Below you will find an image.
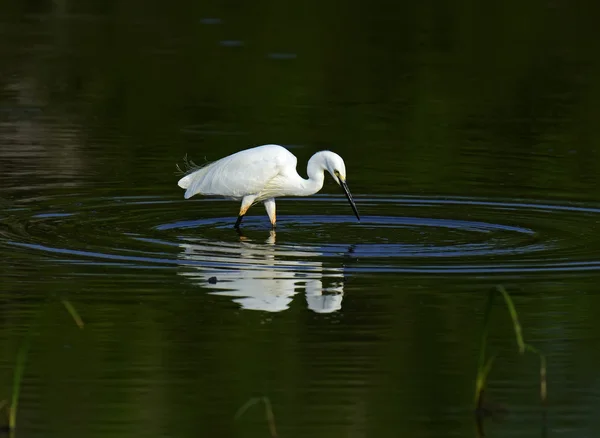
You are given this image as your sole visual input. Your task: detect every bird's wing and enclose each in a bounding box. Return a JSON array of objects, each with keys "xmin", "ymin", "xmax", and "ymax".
[{"xmin": 178, "ymin": 145, "xmax": 294, "ymax": 199}]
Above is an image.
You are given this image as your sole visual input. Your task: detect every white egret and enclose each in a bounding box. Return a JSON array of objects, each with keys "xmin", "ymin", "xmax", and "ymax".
[{"xmin": 177, "ymin": 144, "xmax": 360, "ymax": 229}]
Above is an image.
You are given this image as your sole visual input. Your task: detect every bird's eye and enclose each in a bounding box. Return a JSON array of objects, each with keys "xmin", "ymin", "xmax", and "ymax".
[{"xmin": 334, "ymin": 170, "xmax": 340, "ymax": 176}]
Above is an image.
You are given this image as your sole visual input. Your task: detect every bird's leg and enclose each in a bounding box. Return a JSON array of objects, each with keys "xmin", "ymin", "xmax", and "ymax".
[
  {"xmin": 264, "ymin": 198, "xmax": 276, "ymax": 228},
  {"xmin": 234, "ymin": 195, "xmax": 257, "ymax": 229},
  {"xmin": 235, "ymin": 226, "xmax": 248, "ymax": 240},
  {"xmin": 234, "ymin": 215, "xmax": 244, "ymax": 229}
]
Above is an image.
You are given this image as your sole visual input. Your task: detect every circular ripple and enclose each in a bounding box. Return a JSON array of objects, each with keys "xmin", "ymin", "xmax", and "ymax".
[{"xmin": 1, "ymin": 194, "xmax": 600, "ymax": 275}]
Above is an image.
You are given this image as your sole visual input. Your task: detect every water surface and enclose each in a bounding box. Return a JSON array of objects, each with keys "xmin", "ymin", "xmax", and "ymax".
[{"xmin": 2, "ymin": 1, "xmax": 600, "ymax": 437}]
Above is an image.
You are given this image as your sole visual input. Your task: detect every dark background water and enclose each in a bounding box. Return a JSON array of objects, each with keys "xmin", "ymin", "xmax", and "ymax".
[{"xmin": 2, "ymin": 0, "xmax": 600, "ymax": 437}]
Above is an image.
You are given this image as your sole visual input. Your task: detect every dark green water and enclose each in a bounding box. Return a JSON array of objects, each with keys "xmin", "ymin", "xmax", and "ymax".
[{"xmin": 2, "ymin": 1, "xmax": 600, "ymax": 437}]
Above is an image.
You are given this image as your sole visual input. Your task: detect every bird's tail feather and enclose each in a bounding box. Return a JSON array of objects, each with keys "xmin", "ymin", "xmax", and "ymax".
[
  {"xmin": 175, "ymin": 154, "xmax": 207, "ymax": 176},
  {"xmin": 176, "ymin": 154, "xmax": 213, "ymax": 192}
]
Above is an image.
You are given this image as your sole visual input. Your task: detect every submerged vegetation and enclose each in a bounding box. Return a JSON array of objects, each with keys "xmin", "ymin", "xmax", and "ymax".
[
  {"xmin": 475, "ymin": 286, "xmax": 547, "ymax": 432},
  {"xmin": 1, "ymin": 299, "xmax": 84, "ymax": 435},
  {"xmin": 235, "ymin": 396, "xmax": 278, "ymax": 438}
]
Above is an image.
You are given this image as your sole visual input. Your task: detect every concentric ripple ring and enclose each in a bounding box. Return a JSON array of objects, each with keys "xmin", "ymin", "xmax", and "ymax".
[{"xmin": 1, "ymin": 194, "xmax": 599, "ymax": 275}]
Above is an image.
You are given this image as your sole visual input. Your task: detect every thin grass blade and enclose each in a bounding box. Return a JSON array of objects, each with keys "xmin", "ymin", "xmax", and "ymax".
[
  {"xmin": 526, "ymin": 344, "xmax": 548, "ymax": 403},
  {"xmin": 497, "ymin": 285, "xmax": 525, "ymax": 353},
  {"xmin": 234, "ymin": 397, "xmax": 262, "ymax": 420},
  {"xmin": 9, "ymin": 326, "xmax": 34, "ymax": 430},
  {"xmin": 234, "ymin": 396, "xmax": 278, "ymax": 438},
  {"xmin": 261, "ymin": 397, "xmax": 277, "ymax": 438},
  {"xmin": 62, "ymin": 299, "xmax": 84, "ymax": 329}
]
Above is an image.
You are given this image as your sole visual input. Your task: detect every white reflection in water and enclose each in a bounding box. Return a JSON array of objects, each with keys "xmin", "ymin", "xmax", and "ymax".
[{"xmin": 177, "ymin": 231, "xmax": 345, "ymax": 313}]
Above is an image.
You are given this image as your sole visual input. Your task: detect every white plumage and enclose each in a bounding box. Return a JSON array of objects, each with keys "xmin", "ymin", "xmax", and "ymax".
[
  {"xmin": 179, "ymin": 145, "xmax": 292, "ymax": 200},
  {"xmin": 177, "ymin": 144, "xmax": 360, "ymax": 229}
]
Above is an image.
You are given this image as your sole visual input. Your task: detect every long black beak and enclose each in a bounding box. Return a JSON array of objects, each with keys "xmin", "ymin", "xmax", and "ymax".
[{"xmin": 340, "ymin": 179, "xmax": 360, "ymax": 221}]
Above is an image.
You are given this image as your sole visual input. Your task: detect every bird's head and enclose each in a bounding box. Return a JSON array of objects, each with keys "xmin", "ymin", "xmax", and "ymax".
[
  {"xmin": 322, "ymin": 151, "xmax": 347, "ymax": 186},
  {"xmin": 321, "ymin": 151, "xmax": 360, "ymax": 221}
]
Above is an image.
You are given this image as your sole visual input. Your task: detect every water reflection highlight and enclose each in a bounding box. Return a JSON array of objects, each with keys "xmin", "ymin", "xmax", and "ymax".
[{"xmin": 177, "ymin": 231, "xmax": 345, "ymax": 313}]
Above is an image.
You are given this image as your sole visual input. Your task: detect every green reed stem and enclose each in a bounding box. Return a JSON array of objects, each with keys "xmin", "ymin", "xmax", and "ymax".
[
  {"xmin": 62, "ymin": 299, "xmax": 85, "ymax": 329},
  {"xmin": 7, "ymin": 299, "xmax": 84, "ymax": 432},
  {"xmin": 475, "ymin": 286, "xmax": 548, "ymax": 409},
  {"xmin": 235, "ymin": 396, "xmax": 278, "ymax": 438},
  {"xmin": 9, "ymin": 324, "xmax": 34, "ymax": 430},
  {"xmin": 496, "ymin": 286, "xmax": 525, "ymax": 353},
  {"xmin": 525, "ymin": 344, "xmax": 548, "ymax": 403},
  {"xmin": 497, "ymin": 286, "xmax": 547, "ymax": 402}
]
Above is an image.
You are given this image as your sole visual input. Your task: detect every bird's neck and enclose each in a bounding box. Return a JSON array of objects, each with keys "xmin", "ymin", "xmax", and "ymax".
[{"xmin": 298, "ymin": 153, "xmax": 326, "ymax": 196}]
